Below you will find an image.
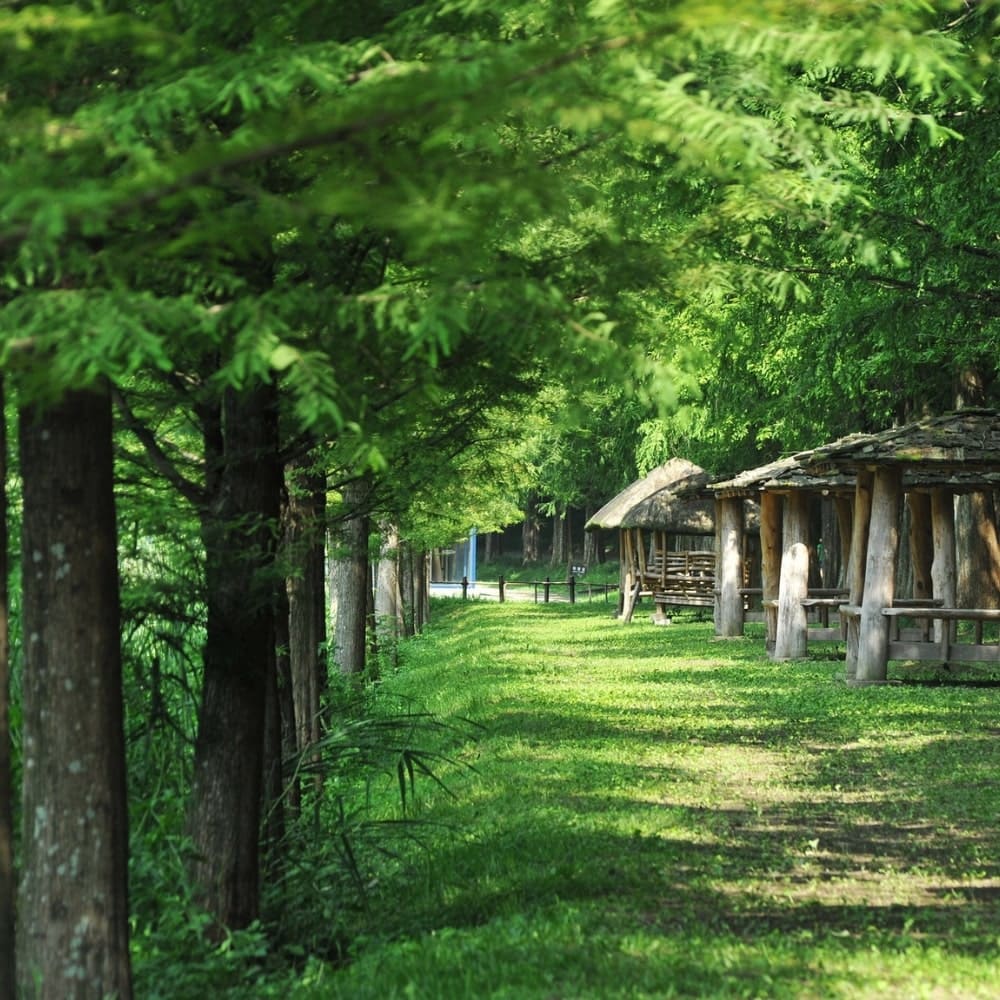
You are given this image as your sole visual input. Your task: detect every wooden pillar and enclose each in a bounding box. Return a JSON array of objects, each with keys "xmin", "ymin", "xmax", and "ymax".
[
  {"xmin": 931, "ymin": 488, "xmax": 956, "ymax": 643},
  {"xmin": 715, "ymin": 496, "xmax": 744, "ymax": 637},
  {"xmin": 844, "ymin": 470, "xmax": 873, "ymax": 682},
  {"xmin": 759, "ymin": 490, "xmax": 782, "ymax": 649},
  {"xmin": 773, "ymin": 492, "xmax": 810, "ymax": 660},
  {"xmin": 854, "ymin": 466, "xmax": 902, "ymax": 685},
  {"xmin": 619, "ymin": 529, "xmax": 633, "ymax": 620},
  {"xmin": 834, "ymin": 495, "xmax": 853, "ymax": 589},
  {"xmin": 908, "ymin": 491, "xmax": 933, "ymax": 600}
]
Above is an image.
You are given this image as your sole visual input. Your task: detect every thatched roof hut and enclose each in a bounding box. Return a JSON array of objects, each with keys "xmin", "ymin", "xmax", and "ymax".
[{"xmin": 585, "ymin": 458, "xmax": 712, "ymax": 533}]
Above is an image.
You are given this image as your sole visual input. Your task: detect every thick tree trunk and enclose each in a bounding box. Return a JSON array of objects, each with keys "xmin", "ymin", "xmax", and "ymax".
[
  {"xmin": 17, "ymin": 389, "xmax": 132, "ymax": 999},
  {"xmin": 331, "ymin": 477, "xmax": 371, "ymax": 676},
  {"xmin": 187, "ymin": 384, "xmax": 282, "ymax": 932},
  {"xmin": 0, "ymin": 378, "xmax": 14, "ymax": 1000}
]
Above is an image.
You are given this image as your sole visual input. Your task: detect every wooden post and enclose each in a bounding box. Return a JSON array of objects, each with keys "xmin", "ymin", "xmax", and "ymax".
[
  {"xmin": 908, "ymin": 491, "xmax": 933, "ymax": 600},
  {"xmin": 834, "ymin": 495, "xmax": 853, "ymax": 589},
  {"xmin": 568, "ymin": 574, "xmax": 576, "ymax": 604},
  {"xmin": 854, "ymin": 466, "xmax": 902, "ymax": 685},
  {"xmin": 844, "ymin": 471, "xmax": 873, "ymax": 682},
  {"xmin": 759, "ymin": 490, "xmax": 782, "ymax": 650},
  {"xmin": 543, "ymin": 577, "xmax": 551, "ymax": 603},
  {"xmin": 773, "ymin": 492, "xmax": 810, "ymax": 660},
  {"xmin": 499, "ymin": 575, "xmax": 506, "ymax": 603},
  {"xmin": 931, "ymin": 488, "xmax": 956, "ymax": 643},
  {"xmin": 715, "ymin": 496, "xmax": 744, "ymax": 637}
]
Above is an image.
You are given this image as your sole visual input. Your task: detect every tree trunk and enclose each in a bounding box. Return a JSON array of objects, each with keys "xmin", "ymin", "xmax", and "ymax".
[
  {"xmin": 521, "ymin": 496, "xmax": 540, "ymax": 565},
  {"xmin": 331, "ymin": 477, "xmax": 371, "ymax": 676},
  {"xmin": 956, "ymin": 491, "xmax": 1000, "ymax": 608},
  {"xmin": 17, "ymin": 388, "xmax": 133, "ymax": 999},
  {"xmin": 273, "ymin": 573, "xmax": 300, "ymax": 817},
  {"xmin": 375, "ymin": 522, "xmax": 404, "ymax": 666},
  {"xmin": 0, "ymin": 377, "xmax": 14, "ymax": 1000},
  {"xmin": 187, "ymin": 384, "xmax": 282, "ymax": 932},
  {"xmin": 583, "ymin": 508, "xmax": 600, "ymax": 567},
  {"xmin": 285, "ymin": 461, "xmax": 326, "ymax": 757}
]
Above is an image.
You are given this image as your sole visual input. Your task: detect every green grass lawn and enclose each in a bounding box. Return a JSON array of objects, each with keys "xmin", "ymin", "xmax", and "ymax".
[{"xmin": 285, "ymin": 601, "xmax": 1000, "ymax": 999}]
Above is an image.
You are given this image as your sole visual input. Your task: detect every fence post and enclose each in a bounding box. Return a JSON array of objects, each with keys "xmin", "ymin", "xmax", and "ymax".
[
  {"xmin": 499, "ymin": 575, "xmax": 506, "ymax": 603},
  {"xmin": 568, "ymin": 574, "xmax": 576, "ymax": 604},
  {"xmin": 543, "ymin": 577, "xmax": 551, "ymax": 603},
  {"xmin": 461, "ymin": 575, "xmax": 468, "ymax": 599}
]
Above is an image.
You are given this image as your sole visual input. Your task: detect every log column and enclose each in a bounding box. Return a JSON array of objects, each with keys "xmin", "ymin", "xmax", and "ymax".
[
  {"xmin": 773, "ymin": 492, "xmax": 810, "ymax": 660},
  {"xmin": 844, "ymin": 471, "xmax": 873, "ymax": 683},
  {"xmin": 715, "ymin": 496, "xmax": 744, "ymax": 637},
  {"xmin": 931, "ymin": 488, "xmax": 956, "ymax": 643},
  {"xmin": 759, "ymin": 490, "xmax": 782, "ymax": 650},
  {"xmin": 908, "ymin": 491, "xmax": 934, "ymax": 601},
  {"xmin": 854, "ymin": 466, "xmax": 903, "ymax": 685}
]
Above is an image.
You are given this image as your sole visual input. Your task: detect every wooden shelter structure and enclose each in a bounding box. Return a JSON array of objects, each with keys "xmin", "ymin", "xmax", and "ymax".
[
  {"xmin": 586, "ymin": 459, "xmax": 715, "ymax": 623},
  {"xmin": 798, "ymin": 408, "xmax": 1000, "ymax": 684},
  {"xmin": 709, "ymin": 453, "xmax": 856, "ymax": 646}
]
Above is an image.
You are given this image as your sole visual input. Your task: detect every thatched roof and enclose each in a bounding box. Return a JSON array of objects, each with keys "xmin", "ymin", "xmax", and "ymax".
[
  {"xmin": 803, "ymin": 409, "xmax": 1000, "ymax": 474},
  {"xmin": 622, "ymin": 484, "xmax": 715, "ymax": 533},
  {"xmin": 586, "ymin": 458, "xmax": 712, "ymax": 532}
]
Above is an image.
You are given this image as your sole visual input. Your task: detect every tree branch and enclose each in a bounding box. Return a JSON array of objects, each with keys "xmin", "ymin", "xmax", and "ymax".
[{"xmin": 111, "ymin": 385, "xmax": 206, "ymax": 507}]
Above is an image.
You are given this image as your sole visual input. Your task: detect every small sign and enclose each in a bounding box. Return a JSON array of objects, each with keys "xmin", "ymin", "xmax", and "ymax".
[{"xmin": 571, "ymin": 565, "xmax": 587, "ymax": 576}]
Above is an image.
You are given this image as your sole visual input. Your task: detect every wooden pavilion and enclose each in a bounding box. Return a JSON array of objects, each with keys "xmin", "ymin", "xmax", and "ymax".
[
  {"xmin": 798, "ymin": 408, "xmax": 1000, "ymax": 684},
  {"xmin": 709, "ymin": 453, "xmax": 856, "ymax": 647},
  {"xmin": 585, "ymin": 459, "xmax": 715, "ymax": 623}
]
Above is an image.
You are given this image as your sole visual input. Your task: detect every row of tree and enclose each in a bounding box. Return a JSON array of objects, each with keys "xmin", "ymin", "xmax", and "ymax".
[{"xmin": 2, "ymin": 1, "xmax": 998, "ymax": 996}]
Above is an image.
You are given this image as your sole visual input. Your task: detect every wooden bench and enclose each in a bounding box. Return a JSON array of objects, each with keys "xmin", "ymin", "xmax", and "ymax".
[
  {"xmin": 882, "ymin": 607, "xmax": 1000, "ymax": 664},
  {"xmin": 761, "ymin": 589, "xmax": 850, "ymax": 641},
  {"xmin": 623, "ymin": 551, "xmax": 716, "ymax": 623}
]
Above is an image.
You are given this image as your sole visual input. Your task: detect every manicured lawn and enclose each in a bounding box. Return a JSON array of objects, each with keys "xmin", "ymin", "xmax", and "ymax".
[{"xmin": 297, "ymin": 600, "xmax": 1000, "ymax": 999}]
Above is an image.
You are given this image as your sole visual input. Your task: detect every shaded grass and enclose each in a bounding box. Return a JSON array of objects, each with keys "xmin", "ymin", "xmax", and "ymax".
[{"xmin": 293, "ymin": 601, "xmax": 1000, "ymax": 999}]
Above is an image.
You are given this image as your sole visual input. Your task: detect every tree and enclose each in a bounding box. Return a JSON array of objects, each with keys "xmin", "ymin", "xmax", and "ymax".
[
  {"xmin": 17, "ymin": 388, "xmax": 132, "ymax": 999},
  {"xmin": 0, "ymin": 378, "xmax": 13, "ymax": 1000}
]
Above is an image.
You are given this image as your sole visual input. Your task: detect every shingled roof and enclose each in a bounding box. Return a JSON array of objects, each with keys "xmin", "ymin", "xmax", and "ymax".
[
  {"xmin": 708, "ymin": 452, "xmax": 856, "ymax": 498},
  {"xmin": 802, "ymin": 408, "xmax": 1000, "ymax": 478},
  {"xmin": 585, "ymin": 458, "xmax": 713, "ymax": 532}
]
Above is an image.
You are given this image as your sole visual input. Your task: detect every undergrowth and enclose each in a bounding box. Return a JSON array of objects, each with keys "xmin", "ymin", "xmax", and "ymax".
[{"xmin": 133, "ymin": 600, "xmax": 1000, "ymax": 999}]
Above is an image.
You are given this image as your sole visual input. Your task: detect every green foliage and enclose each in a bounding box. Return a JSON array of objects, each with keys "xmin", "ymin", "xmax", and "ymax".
[{"xmin": 284, "ymin": 601, "xmax": 1000, "ymax": 999}]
